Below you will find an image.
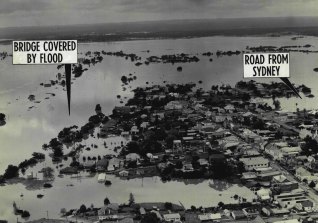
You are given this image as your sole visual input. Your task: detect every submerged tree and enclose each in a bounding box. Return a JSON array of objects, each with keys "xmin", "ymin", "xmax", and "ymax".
[
  {"xmin": 21, "ymin": 210, "xmax": 30, "ymax": 218},
  {"xmin": 0, "ymin": 113, "xmax": 5, "ymax": 121},
  {"xmin": 79, "ymin": 204, "xmax": 87, "ymax": 213},
  {"xmin": 0, "ymin": 113, "xmax": 6, "ymax": 126},
  {"xmin": 104, "ymin": 197, "xmax": 110, "ymax": 206},
  {"xmin": 3, "ymin": 165, "xmax": 19, "ymax": 179},
  {"xmin": 273, "ymin": 100, "xmax": 281, "ymax": 110},
  {"xmin": 129, "ymin": 193, "xmax": 135, "ymax": 205}
]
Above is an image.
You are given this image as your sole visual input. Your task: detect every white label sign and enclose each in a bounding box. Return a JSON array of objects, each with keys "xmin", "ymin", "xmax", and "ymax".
[
  {"xmin": 12, "ymin": 40, "xmax": 77, "ymax": 64},
  {"xmin": 243, "ymin": 53, "xmax": 289, "ymax": 78}
]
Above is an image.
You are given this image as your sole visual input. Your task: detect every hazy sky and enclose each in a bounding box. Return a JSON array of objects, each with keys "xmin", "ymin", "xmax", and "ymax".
[{"xmin": 0, "ymin": 0, "xmax": 317, "ymax": 27}]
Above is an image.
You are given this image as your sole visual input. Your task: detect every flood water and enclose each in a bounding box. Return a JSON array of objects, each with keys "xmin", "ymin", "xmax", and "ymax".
[{"xmin": 1, "ymin": 35, "xmax": 318, "ymax": 221}]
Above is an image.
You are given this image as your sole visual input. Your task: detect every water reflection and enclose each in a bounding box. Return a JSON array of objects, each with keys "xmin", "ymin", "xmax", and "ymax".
[{"xmin": 208, "ymin": 179, "xmax": 232, "ymax": 191}]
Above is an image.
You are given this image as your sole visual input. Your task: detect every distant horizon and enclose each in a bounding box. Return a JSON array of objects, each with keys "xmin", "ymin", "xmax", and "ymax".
[
  {"xmin": 1, "ymin": 0, "xmax": 318, "ymax": 28},
  {"xmin": 1, "ymin": 16, "xmax": 318, "ymax": 30}
]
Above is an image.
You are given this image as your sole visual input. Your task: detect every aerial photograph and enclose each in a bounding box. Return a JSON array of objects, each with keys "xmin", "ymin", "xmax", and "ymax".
[{"xmin": 1, "ymin": 0, "xmax": 318, "ymax": 223}]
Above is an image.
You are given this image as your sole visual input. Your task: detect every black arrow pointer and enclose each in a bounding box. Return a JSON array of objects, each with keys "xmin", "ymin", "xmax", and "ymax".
[
  {"xmin": 280, "ymin": 77, "xmax": 301, "ymax": 99},
  {"xmin": 65, "ymin": 64, "xmax": 72, "ymax": 115}
]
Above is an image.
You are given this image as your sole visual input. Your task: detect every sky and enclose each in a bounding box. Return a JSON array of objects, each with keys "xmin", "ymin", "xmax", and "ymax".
[{"xmin": 0, "ymin": 0, "xmax": 317, "ymax": 28}]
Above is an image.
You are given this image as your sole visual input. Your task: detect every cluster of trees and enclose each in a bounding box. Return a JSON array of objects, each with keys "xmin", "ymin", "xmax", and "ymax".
[
  {"xmin": 88, "ymin": 113, "xmax": 108, "ymax": 125},
  {"xmin": 145, "ymin": 53, "xmax": 199, "ymax": 65},
  {"xmin": 21, "ymin": 210, "xmax": 30, "ymax": 218},
  {"xmin": 72, "ymin": 64, "xmax": 86, "ymax": 78},
  {"xmin": 80, "ymin": 122, "xmax": 95, "ymax": 135},
  {"xmin": 82, "ymin": 54, "xmax": 103, "ymax": 66},
  {"xmin": 15, "ymin": 209, "xmax": 30, "ymax": 218},
  {"xmin": 18, "ymin": 158, "xmax": 37, "ymax": 171},
  {"xmin": 13, "ymin": 201, "xmax": 31, "ymax": 218},
  {"xmin": 122, "ymin": 132, "xmax": 164, "ymax": 157},
  {"xmin": 3, "ymin": 165, "xmax": 19, "ymax": 179},
  {"xmin": 166, "ymin": 83, "xmax": 196, "ymax": 94},
  {"xmin": 39, "ymin": 106, "xmax": 110, "ymax": 165},
  {"xmin": 216, "ymin": 50, "xmax": 241, "ymax": 57},
  {"xmin": 78, "ymin": 204, "xmax": 87, "ymax": 213},
  {"xmin": 18, "ymin": 152, "xmax": 45, "ymax": 172},
  {"xmin": 302, "ymin": 136, "xmax": 318, "ymax": 155},
  {"xmin": 1, "ymin": 151, "xmax": 46, "ymax": 181},
  {"xmin": 127, "ymin": 84, "xmax": 195, "ymax": 109},
  {"xmin": 256, "ymin": 103, "xmax": 272, "ymax": 112},
  {"xmin": 121, "ymin": 75, "xmax": 137, "ymax": 85},
  {"xmin": 301, "ymin": 85, "xmax": 311, "ymax": 94},
  {"xmin": 101, "ymin": 50, "xmax": 140, "ymax": 62},
  {"xmin": 242, "ymin": 116, "xmax": 267, "ymax": 130},
  {"xmin": 210, "ymin": 160, "xmax": 238, "ymax": 179},
  {"xmin": 48, "ymin": 138, "xmax": 64, "ymax": 158},
  {"xmin": 236, "ymin": 80, "xmax": 257, "ymax": 90},
  {"xmin": 82, "ymin": 113, "xmax": 108, "ymax": 135},
  {"xmin": 32, "ymin": 152, "xmax": 45, "ymax": 160},
  {"xmin": 204, "ymin": 91, "xmax": 251, "ymax": 106},
  {"xmin": 58, "ymin": 126, "xmax": 79, "ymax": 143},
  {"xmin": 44, "ymin": 106, "xmax": 109, "ymax": 161}
]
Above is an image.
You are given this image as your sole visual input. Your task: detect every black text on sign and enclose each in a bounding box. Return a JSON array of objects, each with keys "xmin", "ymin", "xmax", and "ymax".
[
  {"xmin": 12, "ymin": 40, "xmax": 77, "ymax": 64},
  {"xmin": 243, "ymin": 53, "xmax": 289, "ymax": 78}
]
